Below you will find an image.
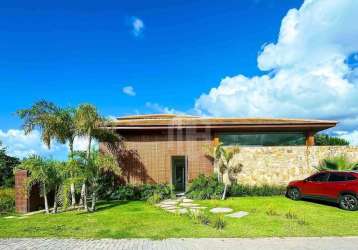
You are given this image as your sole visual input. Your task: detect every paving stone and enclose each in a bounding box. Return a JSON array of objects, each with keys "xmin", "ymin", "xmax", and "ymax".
[
  {"xmin": 209, "ymin": 207, "xmax": 233, "ymax": 214},
  {"xmin": 160, "ymin": 200, "xmax": 178, "ymax": 205},
  {"xmin": 182, "ymin": 198, "xmax": 193, "ymax": 203},
  {"xmin": 163, "ymin": 206, "xmax": 177, "ymax": 210},
  {"xmin": 1, "ymin": 237, "xmax": 358, "ymax": 250},
  {"xmin": 160, "ymin": 204, "xmax": 178, "ymax": 208},
  {"xmin": 225, "ymin": 211, "xmax": 249, "ymax": 218},
  {"xmin": 179, "ymin": 203, "xmax": 199, "ymax": 207},
  {"xmin": 177, "ymin": 208, "xmax": 188, "ymax": 214}
]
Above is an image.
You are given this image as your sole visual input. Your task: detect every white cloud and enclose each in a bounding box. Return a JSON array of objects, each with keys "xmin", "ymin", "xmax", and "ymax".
[
  {"xmin": 195, "ymin": 0, "xmax": 358, "ymax": 145},
  {"xmin": 122, "ymin": 85, "xmax": 136, "ymax": 96},
  {"xmin": 0, "ymin": 129, "xmax": 67, "ymax": 159},
  {"xmin": 131, "ymin": 17, "xmax": 144, "ymax": 37},
  {"xmin": 0, "ymin": 129, "xmax": 98, "ymax": 159},
  {"xmin": 335, "ymin": 130, "xmax": 358, "ymax": 145}
]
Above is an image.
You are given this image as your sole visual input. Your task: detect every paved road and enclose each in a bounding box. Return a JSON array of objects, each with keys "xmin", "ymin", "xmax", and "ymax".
[{"xmin": 1, "ymin": 237, "xmax": 358, "ymax": 250}]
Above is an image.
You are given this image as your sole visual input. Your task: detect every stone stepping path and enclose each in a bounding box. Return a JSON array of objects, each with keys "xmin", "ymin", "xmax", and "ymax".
[
  {"xmin": 156, "ymin": 197, "xmax": 249, "ymax": 219},
  {"xmin": 225, "ymin": 211, "xmax": 249, "ymax": 218},
  {"xmin": 157, "ymin": 197, "xmax": 206, "ymax": 214},
  {"xmin": 209, "ymin": 207, "xmax": 233, "ymax": 214}
]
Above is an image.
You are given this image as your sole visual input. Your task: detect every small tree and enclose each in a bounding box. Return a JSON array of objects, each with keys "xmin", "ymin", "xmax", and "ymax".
[
  {"xmin": 0, "ymin": 142, "xmax": 20, "ymax": 187},
  {"xmin": 71, "ymin": 150, "xmax": 121, "ymax": 211},
  {"xmin": 217, "ymin": 146, "xmax": 242, "ymax": 200},
  {"xmin": 17, "ymin": 156, "xmax": 52, "ymax": 213},
  {"xmin": 207, "ymin": 143, "xmax": 242, "ymax": 200}
]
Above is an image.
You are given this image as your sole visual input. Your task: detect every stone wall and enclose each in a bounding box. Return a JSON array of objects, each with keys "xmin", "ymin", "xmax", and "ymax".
[{"xmin": 231, "ymin": 146, "xmax": 358, "ymax": 186}]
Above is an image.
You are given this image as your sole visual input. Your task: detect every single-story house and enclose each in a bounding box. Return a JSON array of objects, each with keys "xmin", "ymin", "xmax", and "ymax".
[{"xmin": 102, "ymin": 114, "xmax": 337, "ymax": 192}]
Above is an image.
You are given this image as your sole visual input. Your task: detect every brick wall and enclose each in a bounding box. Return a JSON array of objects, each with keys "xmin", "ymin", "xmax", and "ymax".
[
  {"xmin": 15, "ymin": 170, "xmax": 29, "ymax": 213},
  {"xmin": 108, "ymin": 129, "xmax": 214, "ymax": 186}
]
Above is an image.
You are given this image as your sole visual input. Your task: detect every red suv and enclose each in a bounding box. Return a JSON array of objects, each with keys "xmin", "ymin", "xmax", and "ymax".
[{"xmin": 286, "ymin": 171, "xmax": 358, "ymax": 211}]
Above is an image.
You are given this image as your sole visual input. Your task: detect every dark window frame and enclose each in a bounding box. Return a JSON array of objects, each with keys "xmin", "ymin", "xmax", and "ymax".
[{"xmin": 218, "ymin": 132, "xmax": 306, "ymax": 146}]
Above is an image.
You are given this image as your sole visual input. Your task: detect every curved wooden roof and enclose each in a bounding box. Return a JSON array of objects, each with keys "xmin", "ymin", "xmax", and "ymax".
[{"xmin": 105, "ymin": 114, "xmax": 337, "ymax": 132}]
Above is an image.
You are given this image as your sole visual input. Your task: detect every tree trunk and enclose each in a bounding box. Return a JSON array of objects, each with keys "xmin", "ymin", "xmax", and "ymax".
[
  {"xmin": 69, "ymin": 138, "xmax": 76, "ymax": 207},
  {"xmin": 53, "ymin": 186, "xmax": 58, "ymax": 214},
  {"xmin": 80, "ymin": 183, "xmax": 86, "ymax": 206},
  {"xmin": 83, "ymin": 184, "xmax": 88, "ymax": 211},
  {"xmin": 70, "ymin": 183, "xmax": 76, "ymax": 207},
  {"xmin": 43, "ymin": 184, "xmax": 49, "ymax": 214},
  {"xmin": 91, "ymin": 191, "xmax": 96, "ymax": 211},
  {"xmin": 87, "ymin": 133, "xmax": 92, "ymax": 160},
  {"xmin": 221, "ymin": 184, "xmax": 228, "ymax": 200}
]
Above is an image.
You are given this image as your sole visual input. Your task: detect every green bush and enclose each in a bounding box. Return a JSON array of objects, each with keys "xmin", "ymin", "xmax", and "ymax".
[
  {"xmin": 110, "ymin": 184, "xmax": 173, "ymax": 201},
  {"xmin": 229, "ymin": 183, "xmax": 286, "ymax": 197},
  {"xmin": 186, "ymin": 174, "xmax": 224, "ymax": 200},
  {"xmin": 147, "ymin": 192, "xmax": 162, "ymax": 205},
  {"xmin": 317, "ymin": 155, "xmax": 358, "ymax": 171},
  {"xmin": 186, "ymin": 175, "xmax": 285, "ymax": 200},
  {"xmin": 315, "ymin": 134, "xmax": 349, "ymax": 146},
  {"xmin": 0, "ymin": 188, "xmax": 15, "ymax": 214}
]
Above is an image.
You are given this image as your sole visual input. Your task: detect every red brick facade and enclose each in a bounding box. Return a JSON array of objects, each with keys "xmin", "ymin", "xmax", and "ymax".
[
  {"xmin": 15, "ymin": 170, "xmax": 29, "ymax": 213},
  {"xmin": 102, "ymin": 129, "xmax": 214, "ymax": 187}
]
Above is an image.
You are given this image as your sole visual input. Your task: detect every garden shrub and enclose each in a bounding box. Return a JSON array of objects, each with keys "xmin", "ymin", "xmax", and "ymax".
[
  {"xmin": 110, "ymin": 184, "xmax": 173, "ymax": 201},
  {"xmin": 229, "ymin": 183, "xmax": 286, "ymax": 197},
  {"xmin": 212, "ymin": 215, "xmax": 226, "ymax": 230},
  {"xmin": 186, "ymin": 174, "xmax": 224, "ymax": 200},
  {"xmin": 0, "ymin": 188, "xmax": 15, "ymax": 214},
  {"xmin": 186, "ymin": 174, "xmax": 286, "ymax": 200},
  {"xmin": 146, "ymin": 192, "xmax": 162, "ymax": 205}
]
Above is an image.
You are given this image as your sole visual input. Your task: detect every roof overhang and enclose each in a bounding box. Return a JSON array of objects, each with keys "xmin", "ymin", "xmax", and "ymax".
[{"xmin": 103, "ymin": 114, "xmax": 337, "ymax": 133}]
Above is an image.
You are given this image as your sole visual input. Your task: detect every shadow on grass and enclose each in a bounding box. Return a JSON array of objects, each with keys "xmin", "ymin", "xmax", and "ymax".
[
  {"xmin": 301, "ymin": 198, "xmax": 339, "ymax": 209},
  {"xmin": 75, "ymin": 200, "xmax": 130, "ymax": 215}
]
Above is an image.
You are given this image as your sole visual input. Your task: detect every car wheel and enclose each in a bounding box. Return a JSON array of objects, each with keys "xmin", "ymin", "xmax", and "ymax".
[
  {"xmin": 339, "ymin": 194, "xmax": 358, "ymax": 211},
  {"xmin": 287, "ymin": 187, "xmax": 301, "ymax": 200}
]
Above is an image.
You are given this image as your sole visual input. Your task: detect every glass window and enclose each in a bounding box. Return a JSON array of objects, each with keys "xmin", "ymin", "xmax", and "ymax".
[
  {"xmin": 345, "ymin": 174, "xmax": 357, "ymax": 181},
  {"xmin": 308, "ymin": 173, "xmax": 329, "ymax": 182},
  {"xmin": 218, "ymin": 132, "xmax": 306, "ymax": 146},
  {"xmin": 328, "ymin": 173, "xmax": 346, "ymax": 182}
]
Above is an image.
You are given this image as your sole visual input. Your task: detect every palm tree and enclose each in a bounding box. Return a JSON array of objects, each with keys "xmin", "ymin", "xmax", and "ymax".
[
  {"xmin": 47, "ymin": 160, "xmax": 66, "ymax": 214},
  {"xmin": 87, "ymin": 150, "xmax": 121, "ymax": 211},
  {"xmin": 214, "ymin": 145, "xmax": 242, "ymax": 200},
  {"xmin": 17, "ymin": 156, "xmax": 52, "ymax": 213},
  {"xmin": 55, "ymin": 108, "xmax": 78, "ymax": 207},
  {"xmin": 18, "ymin": 102, "xmax": 79, "ymax": 207},
  {"xmin": 74, "ymin": 104, "xmax": 122, "ymax": 211},
  {"xmin": 17, "ymin": 100, "xmax": 60, "ymax": 149}
]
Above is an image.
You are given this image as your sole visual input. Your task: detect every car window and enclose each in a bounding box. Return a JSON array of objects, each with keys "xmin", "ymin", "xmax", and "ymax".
[
  {"xmin": 346, "ymin": 174, "xmax": 357, "ymax": 181},
  {"xmin": 309, "ymin": 173, "xmax": 329, "ymax": 182},
  {"xmin": 328, "ymin": 173, "xmax": 346, "ymax": 182}
]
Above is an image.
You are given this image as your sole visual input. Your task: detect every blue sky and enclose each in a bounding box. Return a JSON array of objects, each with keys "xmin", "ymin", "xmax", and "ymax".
[{"xmin": 1, "ymin": 0, "xmax": 358, "ymax": 158}]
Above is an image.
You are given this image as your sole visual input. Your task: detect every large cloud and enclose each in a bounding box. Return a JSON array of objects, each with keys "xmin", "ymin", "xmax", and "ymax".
[
  {"xmin": 0, "ymin": 129, "xmax": 93, "ymax": 159},
  {"xmin": 195, "ymin": 0, "xmax": 358, "ymax": 144}
]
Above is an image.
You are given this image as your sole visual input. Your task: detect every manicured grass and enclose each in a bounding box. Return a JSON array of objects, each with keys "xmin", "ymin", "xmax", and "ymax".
[{"xmin": 1, "ymin": 197, "xmax": 358, "ymax": 239}]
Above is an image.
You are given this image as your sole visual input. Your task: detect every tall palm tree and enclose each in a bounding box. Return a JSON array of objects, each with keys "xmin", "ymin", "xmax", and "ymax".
[
  {"xmin": 18, "ymin": 102, "xmax": 79, "ymax": 206},
  {"xmin": 74, "ymin": 104, "xmax": 122, "ymax": 211},
  {"xmin": 17, "ymin": 100, "xmax": 59, "ymax": 149},
  {"xmin": 55, "ymin": 108, "xmax": 78, "ymax": 207}
]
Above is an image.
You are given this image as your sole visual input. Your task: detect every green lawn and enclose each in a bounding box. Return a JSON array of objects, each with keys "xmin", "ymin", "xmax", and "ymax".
[{"xmin": 1, "ymin": 196, "xmax": 358, "ymax": 239}]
